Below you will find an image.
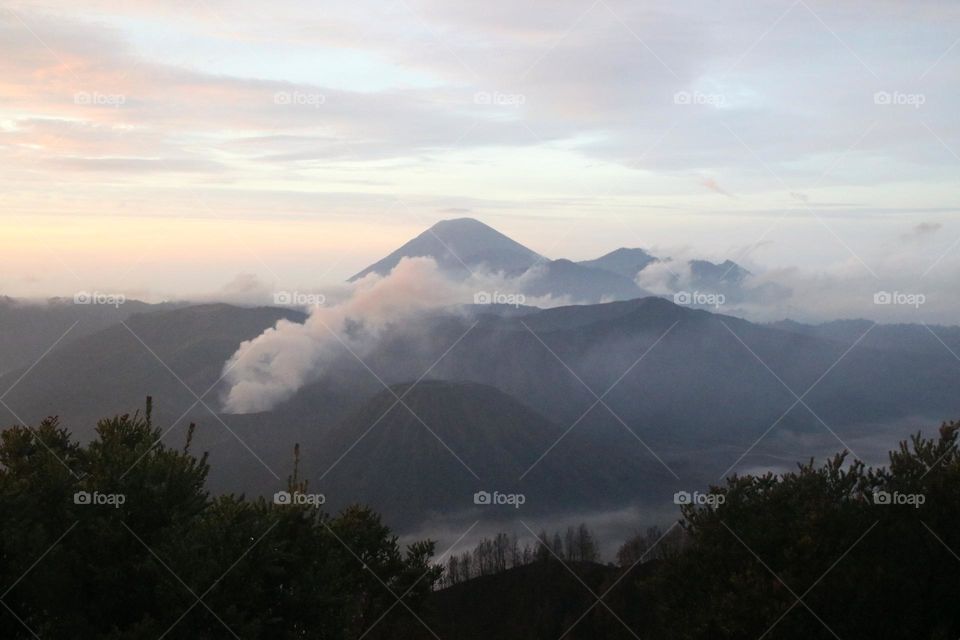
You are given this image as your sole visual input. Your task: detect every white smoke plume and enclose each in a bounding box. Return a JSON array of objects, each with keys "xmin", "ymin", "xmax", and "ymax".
[
  {"xmin": 220, "ymin": 256, "xmax": 572, "ymax": 413},
  {"xmin": 221, "ymin": 257, "xmax": 465, "ymax": 414}
]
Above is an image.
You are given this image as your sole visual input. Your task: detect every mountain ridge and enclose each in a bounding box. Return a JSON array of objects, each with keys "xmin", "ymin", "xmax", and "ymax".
[
  {"xmin": 348, "ymin": 217, "xmax": 761, "ymax": 305},
  {"xmin": 349, "ymin": 218, "xmax": 543, "ymax": 281}
]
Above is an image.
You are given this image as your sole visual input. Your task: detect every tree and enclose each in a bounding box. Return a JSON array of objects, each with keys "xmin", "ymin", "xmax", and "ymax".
[
  {"xmin": 535, "ymin": 529, "xmax": 552, "ymax": 563},
  {"xmin": 551, "ymin": 532, "xmax": 564, "ymax": 560},
  {"xmin": 617, "ymin": 526, "xmax": 685, "ymax": 567},
  {"xmin": 615, "ymin": 422, "xmax": 960, "ymax": 639},
  {"xmin": 0, "ymin": 405, "xmax": 441, "ymax": 639},
  {"xmin": 576, "ymin": 524, "xmax": 599, "ymax": 563},
  {"xmin": 565, "ymin": 526, "xmax": 577, "ymax": 561}
]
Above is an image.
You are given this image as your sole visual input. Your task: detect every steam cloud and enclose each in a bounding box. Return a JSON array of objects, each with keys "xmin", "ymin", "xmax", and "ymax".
[
  {"xmin": 221, "ymin": 257, "xmax": 465, "ymax": 414},
  {"xmin": 220, "ymin": 255, "xmax": 579, "ymax": 413}
]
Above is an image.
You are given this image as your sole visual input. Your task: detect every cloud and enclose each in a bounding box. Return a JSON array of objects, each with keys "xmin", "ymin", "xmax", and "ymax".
[
  {"xmin": 219, "ymin": 254, "xmax": 591, "ymax": 413},
  {"xmin": 47, "ymin": 156, "xmax": 225, "ymax": 173},
  {"xmin": 5, "ymin": 1, "xmax": 959, "ymax": 181},
  {"xmin": 700, "ymin": 176, "xmax": 734, "ymax": 198},
  {"xmin": 3, "ymin": 1, "xmax": 960, "ymax": 302},
  {"xmin": 727, "ymin": 257, "xmax": 960, "ymax": 324},
  {"xmin": 221, "ymin": 257, "xmax": 466, "ymax": 413},
  {"xmin": 195, "ymin": 273, "xmax": 277, "ymax": 306},
  {"xmin": 635, "ymin": 259, "xmax": 690, "ymax": 295},
  {"xmin": 902, "ymin": 222, "xmax": 943, "ymax": 240}
]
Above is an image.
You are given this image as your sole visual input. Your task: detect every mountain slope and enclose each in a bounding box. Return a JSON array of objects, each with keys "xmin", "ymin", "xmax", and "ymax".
[
  {"xmin": 5, "ymin": 298, "xmax": 960, "ymax": 532},
  {"xmin": 770, "ymin": 319, "xmax": 960, "ymax": 356},
  {"xmin": 0, "ymin": 297, "xmax": 179, "ymax": 376},
  {"xmin": 0, "ymin": 304, "xmax": 306, "ymax": 438},
  {"xmin": 359, "ymin": 297, "xmax": 960, "ymax": 456},
  {"xmin": 424, "ymin": 561, "xmax": 634, "ymax": 640},
  {"xmin": 310, "ymin": 380, "xmax": 647, "ymax": 527},
  {"xmin": 347, "ymin": 218, "xmax": 650, "ymax": 302},
  {"xmin": 519, "ymin": 259, "xmax": 647, "ymax": 303},
  {"xmin": 349, "ymin": 218, "xmax": 542, "ymax": 281},
  {"xmin": 688, "ymin": 259, "xmax": 750, "ymax": 286},
  {"xmin": 577, "ymin": 248, "xmax": 658, "ymax": 280}
]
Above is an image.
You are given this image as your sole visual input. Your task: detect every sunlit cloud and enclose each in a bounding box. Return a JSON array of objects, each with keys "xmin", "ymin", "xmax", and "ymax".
[{"xmin": 0, "ymin": 0, "xmax": 958, "ymax": 301}]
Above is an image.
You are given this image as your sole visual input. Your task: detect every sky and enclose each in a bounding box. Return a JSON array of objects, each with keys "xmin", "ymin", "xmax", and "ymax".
[{"xmin": 1, "ymin": 0, "xmax": 958, "ymax": 318}]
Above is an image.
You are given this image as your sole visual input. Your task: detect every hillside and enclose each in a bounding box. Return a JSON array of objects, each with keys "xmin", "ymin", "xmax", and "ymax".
[
  {"xmin": 311, "ymin": 380, "xmax": 649, "ymax": 527},
  {"xmin": 0, "ymin": 304, "xmax": 306, "ymax": 438},
  {"xmin": 349, "ymin": 218, "xmax": 542, "ymax": 281},
  {"xmin": 0, "ymin": 296, "xmax": 178, "ymax": 376},
  {"xmin": 422, "ymin": 561, "xmax": 643, "ymax": 640},
  {"xmin": 577, "ymin": 247, "xmax": 658, "ymax": 279},
  {"xmin": 4, "ymin": 297, "xmax": 960, "ymax": 532}
]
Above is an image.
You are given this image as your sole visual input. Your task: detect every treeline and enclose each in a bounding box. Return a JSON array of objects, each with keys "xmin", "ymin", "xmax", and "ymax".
[
  {"xmin": 0, "ymin": 408, "xmax": 439, "ymax": 640},
  {"xmin": 422, "ymin": 423, "xmax": 960, "ymax": 639},
  {"xmin": 441, "ymin": 522, "xmax": 691, "ymax": 589},
  {"xmin": 615, "ymin": 524, "xmax": 687, "ymax": 567},
  {"xmin": 442, "ymin": 524, "xmax": 600, "ymax": 587},
  {"xmin": 5, "ymin": 403, "xmax": 960, "ymax": 639},
  {"xmin": 605, "ymin": 422, "xmax": 960, "ymax": 639}
]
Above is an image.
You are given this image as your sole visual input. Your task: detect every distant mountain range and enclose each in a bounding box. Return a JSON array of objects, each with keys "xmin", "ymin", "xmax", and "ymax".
[
  {"xmin": 0, "ymin": 296, "xmax": 180, "ymax": 376},
  {"xmin": 0, "ymin": 218, "xmax": 769, "ymax": 378},
  {"xmin": 347, "ymin": 217, "xmax": 778, "ymax": 305},
  {"xmin": 1, "ymin": 218, "xmax": 958, "ymax": 533},
  {"xmin": 576, "ymin": 247, "xmax": 658, "ymax": 279},
  {"xmin": 2, "ymin": 296, "xmax": 959, "ymax": 530},
  {"xmin": 0, "ymin": 304, "xmax": 305, "ymax": 431}
]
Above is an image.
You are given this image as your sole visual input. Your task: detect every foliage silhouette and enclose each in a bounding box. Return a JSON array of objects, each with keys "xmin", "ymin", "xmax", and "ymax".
[{"xmin": 0, "ymin": 405, "xmax": 439, "ymax": 639}]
